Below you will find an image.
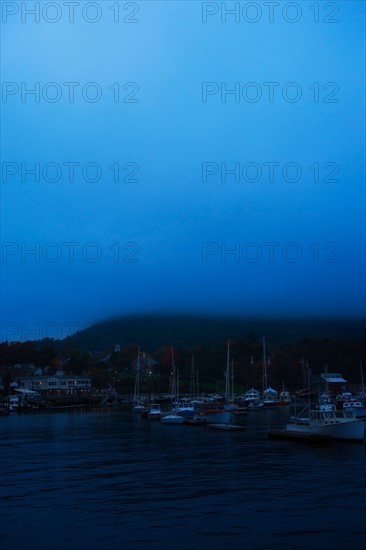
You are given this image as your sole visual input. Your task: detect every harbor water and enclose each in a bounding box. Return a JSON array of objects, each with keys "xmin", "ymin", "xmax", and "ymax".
[{"xmin": 1, "ymin": 408, "xmax": 365, "ymax": 549}]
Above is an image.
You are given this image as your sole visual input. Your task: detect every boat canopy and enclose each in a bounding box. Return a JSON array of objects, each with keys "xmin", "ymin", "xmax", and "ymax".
[
  {"xmin": 245, "ymin": 388, "xmax": 260, "ymax": 395},
  {"xmin": 321, "ymin": 373, "xmax": 347, "ymax": 382},
  {"xmin": 264, "ymin": 387, "xmax": 278, "ymax": 395}
]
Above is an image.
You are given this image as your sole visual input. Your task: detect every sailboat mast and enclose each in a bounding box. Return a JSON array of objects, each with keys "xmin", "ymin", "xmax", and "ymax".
[
  {"xmin": 263, "ymin": 336, "xmax": 267, "ymax": 392},
  {"xmin": 133, "ymin": 346, "xmax": 140, "ymax": 404},
  {"xmin": 137, "ymin": 346, "xmax": 140, "ymax": 398},
  {"xmin": 360, "ymin": 361, "xmax": 365, "ymax": 394},
  {"xmin": 171, "ymin": 346, "xmax": 176, "ymax": 403},
  {"xmin": 324, "ymin": 364, "xmax": 329, "ymax": 396},
  {"xmin": 225, "ymin": 340, "xmax": 230, "ymax": 403},
  {"xmin": 147, "ymin": 356, "xmax": 151, "ymax": 404},
  {"xmin": 190, "ymin": 354, "xmax": 194, "ymax": 398}
]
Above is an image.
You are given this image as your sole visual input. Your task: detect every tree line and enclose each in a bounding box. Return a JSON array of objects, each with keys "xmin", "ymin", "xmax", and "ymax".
[{"xmin": 1, "ymin": 336, "xmax": 365, "ymax": 394}]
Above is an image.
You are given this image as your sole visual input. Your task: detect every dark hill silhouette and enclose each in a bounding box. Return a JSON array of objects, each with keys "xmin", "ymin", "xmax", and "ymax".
[{"xmin": 45, "ymin": 314, "xmax": 366, "ymax": 353}]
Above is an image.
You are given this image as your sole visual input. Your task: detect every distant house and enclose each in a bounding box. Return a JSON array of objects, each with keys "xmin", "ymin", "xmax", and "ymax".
[{"xmin": 19, "ymin": 374, "xmax": 92, "ymax": 395}]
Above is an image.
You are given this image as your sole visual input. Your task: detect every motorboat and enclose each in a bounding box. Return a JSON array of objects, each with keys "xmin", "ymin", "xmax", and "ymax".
[
  {"xmin": 276, "ymin": 403, "xmax": 366, "ymax": 441},
  {"xmin": 241, "ymin": 388, "xmax": 260, "ymax": 406},
  {"xmin": 199, "ymin": 403, "xmax": 232, "ymax": 424},
  {"xmin": 160, "ymin": 412, "xmax": 184, "ymax": 424},
  {"xmin": 277, "ymin": 389, "xmax": 292, "ymax": 405},
  {"xmin": 148, "ymin": 403, "xmax": 161, "ymax": 420}
]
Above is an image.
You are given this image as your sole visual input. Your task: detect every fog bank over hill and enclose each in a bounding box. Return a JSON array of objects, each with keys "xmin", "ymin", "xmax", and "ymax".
[{"xmin": 47, "ymin": 315, "xmax": 366, "ymax": 352}]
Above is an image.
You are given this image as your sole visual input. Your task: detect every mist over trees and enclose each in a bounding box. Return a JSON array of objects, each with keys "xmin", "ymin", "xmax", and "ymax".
[{"xmin": 1, "ymin": 331, "xmax": 365, "ymax": 393}]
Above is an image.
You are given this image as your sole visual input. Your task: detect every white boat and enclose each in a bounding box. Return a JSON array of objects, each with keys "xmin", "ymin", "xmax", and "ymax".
[
  {"xmin": 336, "ymin": 391, "xmax": 353, "ymax": 402},
  {"xmin": 160, "ymin": 347, "xmax": 184, "ymax": 425},
  {"xmin": 261, "ymin": 387, "xmax": 278, "ymax": 407},
  {"xmin": 277, "ymin": 388, "xmax": 292, "ymax": 405},
  {"xmin": 148, "ymin": 403, "xmax": 161, "ymax": 420},
  {"xmin": 285, "ymin": 404, "xmax": 366, "ymax": 441},
  {"xmin": 205, "ymin": 341, "xmax": 234, "ymax": 424},
  {"xmin": 160, "ymin": 413, "xmax": 184, "ymax": 424},
  {"xmin": 259, "ymin": 338, "xmax": 278, "ymax": 407},
  {"xmin": 133, "ymin": 403, "xmax": 146, "ymax": 412},
  {"xmin": 242, "ymin": 388, "xmax": 260, "ymax": 406},
  {"xmin": 334, "ymin": 384, "xmax": 366, "ymax": 418},
  {"xmin": 174, "ymin": 400, "xmax": 196, "ymax": 419}
]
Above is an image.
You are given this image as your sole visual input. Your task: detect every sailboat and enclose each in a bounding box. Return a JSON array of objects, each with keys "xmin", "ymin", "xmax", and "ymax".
[
  {"xmin": 147, "ymin": 402, "xmax": 162, "ymax": 420},
  {"xmin": 295, "ymin": 359, "xmax": 317, "ymax": 399},
  {"xmin": 357, "ymin": 361, "xmax": 366, "ymax": 400},
  {"xmin": 242, "ymin": 354, "xmax": 260, "ymax": 407},
  {"xmin": 260, "ymin": 337, "xmax": 278, "ymax": 407},
  {"xmin": 160, "ymin": 347, "xmax": 184, "ymax": 424},
  {"xmin": 224, "ymin": 350, "xmax": 238, "ymax": 411},
  {"xmin": 208, "ymin": 341, "xmax": 244, "ymax": 430},
  {"xmin": 277, "ymin": 384, "xmax": 292, "ymax": 405},
  {"xmin": 133, "ymin": 347, "xmax": 145, "ymax": 412}
]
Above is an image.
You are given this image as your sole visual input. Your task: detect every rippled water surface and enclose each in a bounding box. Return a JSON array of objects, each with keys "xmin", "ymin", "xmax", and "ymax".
[{"xmin": 1, "ymin": 409, "xmax": 365, "ymax": 549}]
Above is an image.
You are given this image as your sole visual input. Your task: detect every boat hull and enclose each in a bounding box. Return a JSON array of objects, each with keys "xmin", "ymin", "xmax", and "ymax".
[
  {"xmin": 286, "ymin": 420, "xmax": 365, "ymax": 441},
  {"xmin": 160, "ymin": 414, "xmax": 184, "ymax": 424}
]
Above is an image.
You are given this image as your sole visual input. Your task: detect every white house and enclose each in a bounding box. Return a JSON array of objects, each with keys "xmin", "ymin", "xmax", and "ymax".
[{"xmin": 19, "ymin": 374, "xmax": 92, "ymax": 395}]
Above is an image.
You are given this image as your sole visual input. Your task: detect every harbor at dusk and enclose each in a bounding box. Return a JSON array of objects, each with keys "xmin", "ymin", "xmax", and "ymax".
[{"xmin": 1, "ymin": 1, "xmax": 365, "ymax": 548}]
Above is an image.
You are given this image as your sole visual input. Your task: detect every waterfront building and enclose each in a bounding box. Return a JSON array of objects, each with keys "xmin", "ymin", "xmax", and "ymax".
[{"xmin": 18, "ymin": 373, "xmax": 92, "ymax": 395}]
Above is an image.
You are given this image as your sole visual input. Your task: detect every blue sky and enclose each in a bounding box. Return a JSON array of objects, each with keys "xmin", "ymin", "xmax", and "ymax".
[{"xmin": 1, "ymin": 1, "xmax": 365, "ymax": 340}]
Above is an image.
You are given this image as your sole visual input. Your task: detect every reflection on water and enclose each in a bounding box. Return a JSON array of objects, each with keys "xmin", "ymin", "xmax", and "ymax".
[{"xmin": 1, "ymin": 409, "xmax": 365, "ymax": 549}]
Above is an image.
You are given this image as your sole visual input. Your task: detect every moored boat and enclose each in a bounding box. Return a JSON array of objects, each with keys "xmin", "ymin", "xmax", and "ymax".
[
  {"xmin": 274, "ymin": 404, "xmax": 366, "ymax": 441},
  {"xmin": 160, "ymin": 412, "xmax": 184, "ymax": 424},
  {"xmin": 200, "ymin": 404, "xmax": 232, "ymax": 424},
  {"xmin": 175, "ymin": 400, "xmax": 197, "ymax": 419},
  {"xmin": 148, "ymin": 403, "xmax": 162, "ymax": 420},
  {"xmin": 160, "ymin": 347, "xmax": 185, "ymax": 424},
  {"xmin": 132, "ymin": 347, "xmax": 146, "ymax": 412},
  {"xmin": 277, "ymin": 388, "xmax": 292, "ymax": 405},
  {"xmin": 241, "ymin": 388, "xmax": 260, "ymax": 407},
  {"xmin": 260, "ymin": 387, "xmax": 278, "ymax": 407}
]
